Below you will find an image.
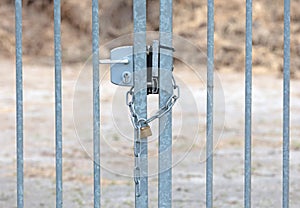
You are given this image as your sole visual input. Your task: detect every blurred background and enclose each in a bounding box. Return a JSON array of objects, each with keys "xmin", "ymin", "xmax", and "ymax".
[
  {"xmin": 1, "ymin": 0, "xmax": 300, "ymax": 207},
  {"xmin": 1, "ymin": 0, "xmax": 300, "ymax": 74}
]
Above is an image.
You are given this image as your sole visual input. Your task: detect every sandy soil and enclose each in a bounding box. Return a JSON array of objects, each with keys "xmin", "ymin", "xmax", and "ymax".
[{"xmin": 0, "ymin": 57, "xmax": 300, "ymax": 208}]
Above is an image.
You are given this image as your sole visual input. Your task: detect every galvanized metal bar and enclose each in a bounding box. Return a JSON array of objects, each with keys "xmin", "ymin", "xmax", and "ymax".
[
  {"xmin": 15, "ymin": 0, "xmax": 23, "ymax": 207},
  {"xmin": 92, "ymin": 0, "xmax": 101, "ymax": 207},
  {"xmin": 159, "ymin": 0, "xmax": 173, "ymax": 207},
  {"xmin": 54, "ymin": 0, "xmax": 63, "ymax": 207},
  {"xmin": 244, "ymin": 0, "xmax": 252, "ymax": 208},
  {"xmin": 206, "ymin": 0, "xmax": 214, "ymax": 207},
  {"xmin": 133, "ymin": 0, "xmax": 148, "ymax": 207},
  {"xmin": 283, "ymin": 0, "xmax": 291, "ymax": 207},
  {"xmin": 152, "ymin": 40, "xmax": 159, "ymax": 78}
]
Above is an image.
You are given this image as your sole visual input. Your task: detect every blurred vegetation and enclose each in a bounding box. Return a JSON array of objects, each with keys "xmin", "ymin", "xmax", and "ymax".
[{"xmin": 0, "ymin": 0, "xmax": 300, "ymax": 74}]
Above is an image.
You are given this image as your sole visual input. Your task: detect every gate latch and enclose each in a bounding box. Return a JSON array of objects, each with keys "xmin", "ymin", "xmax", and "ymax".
[{"xmin": 100, "ymin": 40, "xmax": 173, "ymax": 94}]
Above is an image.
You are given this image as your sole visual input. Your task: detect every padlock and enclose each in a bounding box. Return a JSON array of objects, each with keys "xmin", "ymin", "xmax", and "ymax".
[{"xmin": 140, "ymin": 125, "xmax": 152, "ymax": 138}]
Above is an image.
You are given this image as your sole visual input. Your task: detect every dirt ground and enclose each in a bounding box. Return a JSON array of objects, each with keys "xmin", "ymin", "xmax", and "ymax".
[{"xmin": 0, "ymin": 57, "xmax": 300, "ymax": 208}]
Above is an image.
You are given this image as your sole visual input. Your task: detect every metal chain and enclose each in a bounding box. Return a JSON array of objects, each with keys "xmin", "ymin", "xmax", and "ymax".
[
  {"xmin": 126, "ymin": 75, "xmax": 180, "ymax": 129},
  {"xmin": 128, "ymin": 88, "xmax": 144, "ymax": 197},
  {"xmin": 134, "ymin": 127, "xmax": 141, "ymax": 197},
  {"xmin": 128, "ymin": 75, "xmax": 179, "ymax": 197}
]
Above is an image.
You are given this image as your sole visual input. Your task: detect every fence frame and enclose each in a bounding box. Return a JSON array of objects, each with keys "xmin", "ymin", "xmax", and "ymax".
[{"xmin": 13, "ymin": 0, "xmax": 292, "ymax": 207}]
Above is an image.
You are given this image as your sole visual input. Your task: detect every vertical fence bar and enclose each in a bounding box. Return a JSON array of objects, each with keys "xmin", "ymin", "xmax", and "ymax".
[
  {"xmin": 133, "ymin": 0, "xmax": 148, "ymax": 206},
  {"xmin": 206, "ymin": 0, "xmax": 214, "ymax": 207},
  {"xmin": 283, "ymin": 0, "xmax": 290, "ymax": 207},
  {"xmin": 15, "ymin": 0, "xmax": 23, "ymax": 207},
  {"xmin": 244, "ymin": 0, "xmax": 252, "ymax": 208},
  {"xmin": 158, "ymin": 0, "xmax": 173, "ymax": 207},
  {"xmin": 92, "ymin": 0, "xmax": 101, "ymax": 207},
  {"xmin": 54, "ymin": 0, "xmax": 63, "ymax": 207}
]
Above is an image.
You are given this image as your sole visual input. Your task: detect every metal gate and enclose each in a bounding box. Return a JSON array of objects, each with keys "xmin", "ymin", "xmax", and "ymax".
[{"xmin": 13, "ymin": 0, "xmax": 292, "ymax": 207}]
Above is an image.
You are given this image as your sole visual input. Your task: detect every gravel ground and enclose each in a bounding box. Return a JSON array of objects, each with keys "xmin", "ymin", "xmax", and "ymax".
[{"xmin": 0, "ymin": 59, "xmax": 300, "ymax": 207}]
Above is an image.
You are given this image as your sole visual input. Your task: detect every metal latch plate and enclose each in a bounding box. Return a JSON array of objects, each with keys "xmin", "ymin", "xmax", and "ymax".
[{"xmin": 110, "ymin": 46, "xmax": 133, "ymax": 86}]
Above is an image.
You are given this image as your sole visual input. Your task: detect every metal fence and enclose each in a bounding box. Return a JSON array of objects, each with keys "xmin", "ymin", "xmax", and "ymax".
[{"xmin": 13, "ymin": 0, "xmax": 291, "ymax": 207}]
